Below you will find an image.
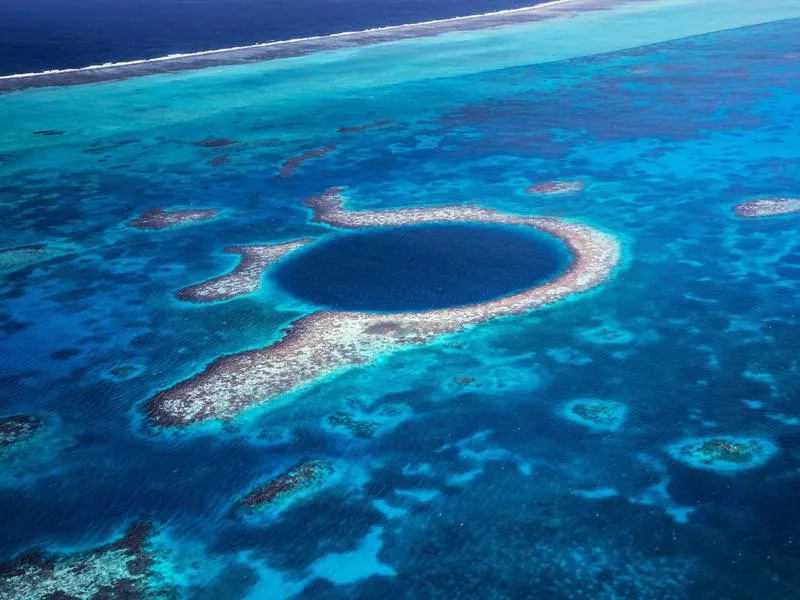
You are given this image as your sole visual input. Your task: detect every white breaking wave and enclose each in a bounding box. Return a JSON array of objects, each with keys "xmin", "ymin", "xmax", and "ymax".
[{"xmin": 0, "ymin": 0, "xmax": 578, "ymax": 80}]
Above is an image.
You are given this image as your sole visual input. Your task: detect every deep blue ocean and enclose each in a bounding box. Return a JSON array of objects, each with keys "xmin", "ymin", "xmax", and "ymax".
[
  {"xmin": 0, "ymin": 0, "xmax": 537, "ymax": 76},
  {"xmin": 272, "ymin": 224, "xmax": 570, "ymax": 311}
]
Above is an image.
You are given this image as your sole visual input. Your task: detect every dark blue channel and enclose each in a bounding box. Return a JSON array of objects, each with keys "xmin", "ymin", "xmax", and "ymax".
[{"xmin": 271, "ymin": 223, "xmax": 572, "ymax": 312}]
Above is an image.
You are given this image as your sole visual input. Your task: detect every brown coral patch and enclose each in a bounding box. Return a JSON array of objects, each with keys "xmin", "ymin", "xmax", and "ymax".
[
  {"xmin": 338, "ymin": 121, "xmax": 394, "ymax": 134},
  {"xmin": 195, "ymin": 138, "xmax": 237, "ymax": 147},
  {"xmin": 129, "ymin": 207, "xmax": 219, "ymax": 230},
  {"xmin": 526, "ymin": 180, "xmax": 585, "ymax": 195},
  {"xmin": 279, "ymin": 145, "xmax": 336, "ymax": 177},
  {"xmin": 236, "ymin": 460, "xmax": 333, "ymax": 513}
]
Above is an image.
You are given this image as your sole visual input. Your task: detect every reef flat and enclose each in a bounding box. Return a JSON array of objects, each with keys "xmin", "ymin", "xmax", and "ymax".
[
  {"xmin": 129, "ymin": 207, "xmax": 219, "ymax": 230},
  {"xmin": 147, "ymin": 187, "xmax": 620, "ymax": 426},
  {"xmin": 733, "ymin": 197, "xmax": 800, "ymax": 218},
  {"xmin": 0, "ymin": 522, "xmax": 166, "ymax": 599},
  {"xmin": 177, "ymin": 240, "xmax": 314, "ymax": 303}
]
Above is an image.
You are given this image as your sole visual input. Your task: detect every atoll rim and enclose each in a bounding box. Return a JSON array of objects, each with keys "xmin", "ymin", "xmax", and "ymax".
[
  {"xmin": 666, "ymin": 436, "xmax": 780, "ymax": 473},
  {"xmin": 177, "ymin": 240, "xmax": 314, "ymax": 303},
  {"xmin": 146, "ymin": 188, "xmax": 620, "ymax": 426}
]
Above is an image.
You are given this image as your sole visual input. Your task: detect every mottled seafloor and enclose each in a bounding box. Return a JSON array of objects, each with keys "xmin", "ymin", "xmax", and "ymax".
[{"xmin": 2, "ymin": 0, "xmax": 800, "ymax": 597}]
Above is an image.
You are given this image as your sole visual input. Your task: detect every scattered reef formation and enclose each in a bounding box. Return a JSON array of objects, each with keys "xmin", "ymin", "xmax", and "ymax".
[
  {"xmin": 526, "ymin": 179, "xmax": 585, "ymax": 195},
  {"xmin": 235, "ymin": 459, "xmax": 333, "ymax": 516},
  {"xmin": 581, "ymin": 324, "xmax": 634, "ymax": 345},
  {"xmin": 129, "ymin": 207, "xmax": 219, "ymax": 230},
  {"xmin": 324, "ymin": 402, "xmax": 410, "ymax": 439},
  {"xmin": 733, "ymin": 197, "xmax": 800, "ymax": 218},
  {"xmin": 147, "ymin": 187, "xmax": 620, "ymax": 426},
  {"xmin": 0, "ymin": 415, "xmax": 43, "ymax": 452},
  {"xmin": 102, "ymin": 363, "xmax": 146, "ymax": 382},
  {"xmin": 0, "ymin": 245, "xmax": 66, "ymax": 275},
  {"xmin": 279, "ymin": 145, "xmax": 336, "ymax": 177},
  {"xmin": 0, "ymin": 521, "xmax": 169, "ymax": 599},
  {"xmin": 666, "ymin": 435, "xmax": 780, "ymax": 473},
  {"xmin": 209, "ymin": 155, "xmax": 230, "ymax": 167},
  {"xmin": 327, "ymin": 412, "xmax": 379, "ymax": 438},
  {"xmin": 562, "ymin": 399, "xmax": 628, "ymax": 432},
  {"xmin": 177, "ymin": 240, "xmax": 313, "ymax": 303},
  {"xmin": 338, "ymin": 121, "xmax": 394, "ymax": 134}
]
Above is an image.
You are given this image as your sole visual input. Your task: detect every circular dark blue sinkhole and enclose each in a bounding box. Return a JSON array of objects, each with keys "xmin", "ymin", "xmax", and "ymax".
[{"xmin": 271, "ymin": 223, "xmax": 572, "ymax": 312}]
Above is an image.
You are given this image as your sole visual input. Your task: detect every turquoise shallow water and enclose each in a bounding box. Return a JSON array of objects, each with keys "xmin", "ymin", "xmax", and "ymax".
[{"xmin": 2, "ymin": 0, "xmax": 800, "ymax": 597}]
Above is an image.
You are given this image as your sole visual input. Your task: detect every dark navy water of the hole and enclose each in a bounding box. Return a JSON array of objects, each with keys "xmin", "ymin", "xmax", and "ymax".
[{"xmin": 271, "ymin": 223, "xmax": 572, "ymax": 312}]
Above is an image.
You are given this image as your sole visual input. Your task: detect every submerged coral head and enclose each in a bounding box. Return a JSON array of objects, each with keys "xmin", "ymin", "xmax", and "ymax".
[
  {"xmin": 527, "ymin": 179, "xmax": 585, "ymax": 196},
  {"xmin": 562, "ymin": 399, "xmax": 628, "ymax": 432},
  {"xmin": 666, "ymin": 435, "xmax": 779, "ymax": 473},
  {"xmin": 0, "ymin": 415, "xmax": 43, "ymax": 450}
]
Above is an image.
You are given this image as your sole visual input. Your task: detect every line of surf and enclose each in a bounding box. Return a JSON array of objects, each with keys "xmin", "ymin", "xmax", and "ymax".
[{"xmin": 0, "ymin": 0, "xmax": 619, "ymax": 90}]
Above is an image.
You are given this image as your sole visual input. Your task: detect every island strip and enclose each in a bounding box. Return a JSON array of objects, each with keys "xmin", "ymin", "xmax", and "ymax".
[{"xmin": 177, "ymin": 240, "xmax": 314, "ymax": 303}]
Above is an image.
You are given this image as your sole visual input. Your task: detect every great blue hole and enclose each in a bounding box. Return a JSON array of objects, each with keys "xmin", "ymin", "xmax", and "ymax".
[{"xmin": 271, "ymin": 223, "xmax": 572, "ymax": 312}]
